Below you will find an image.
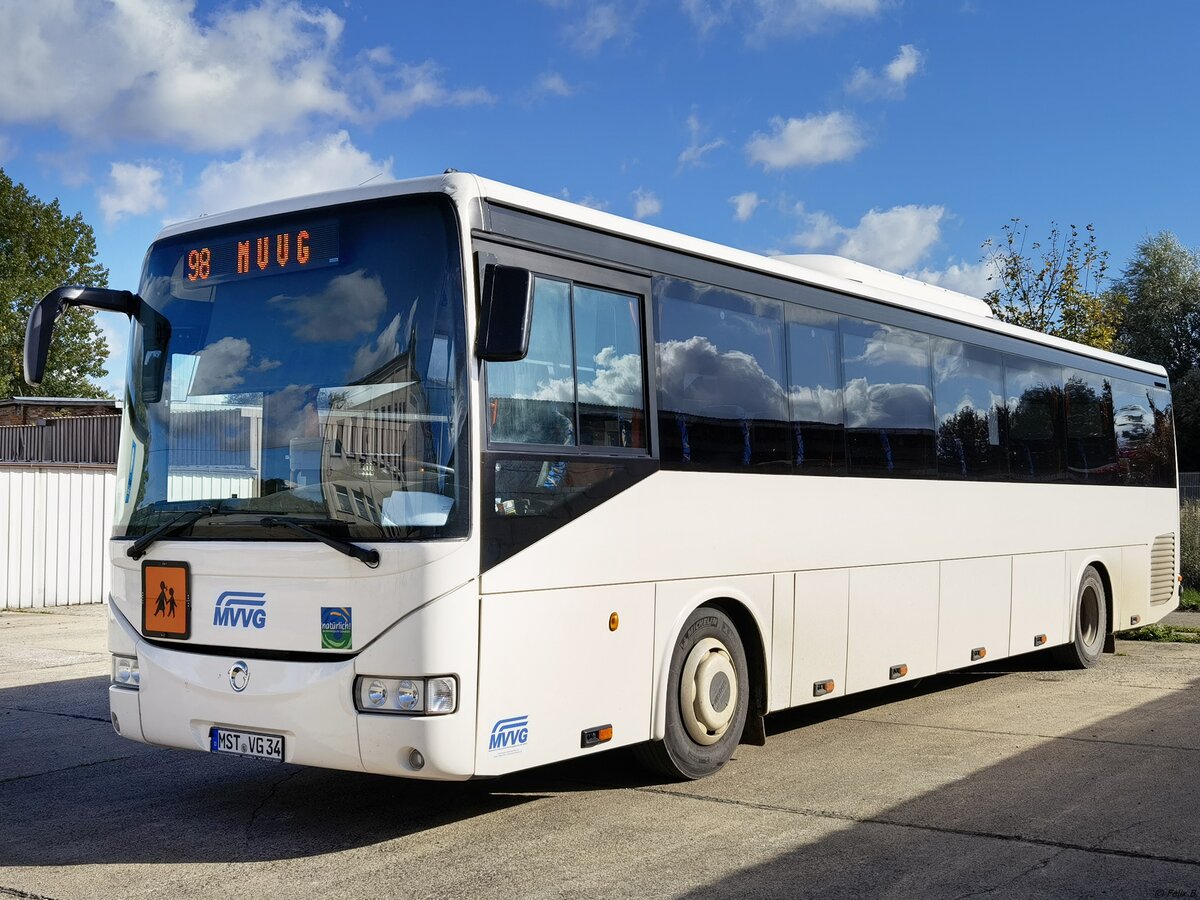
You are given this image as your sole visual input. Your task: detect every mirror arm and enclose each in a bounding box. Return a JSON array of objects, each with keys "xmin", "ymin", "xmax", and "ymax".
[{"xmin": 24, "ymin": 286, "xmax": 140, "ymax": 386}]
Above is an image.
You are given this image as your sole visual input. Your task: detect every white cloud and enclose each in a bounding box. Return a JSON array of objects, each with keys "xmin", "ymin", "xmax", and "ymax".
[
  {"xmin": 657, "ymin": 336, "xmax": 788, "ymax": 420},
  {"xmin": 678, "ymin": 111, "xmax": 726, "ymax": 169},
  {"xmin": 0, "ymin": 2, "xmax": 492, "ymax": 150},
  {"xmin": 683, "ymin": 0, "xmax": 883, "ymax": 42},
  {"xmin": 99, "ymin": 162, "xmax": 167, "ymax": 226},
  {"xmin": 530, "ymin": 71, "xmax": 576, "ymax": 100},
  {"xmin": 191, "ymin": 337, "xmax": 253, "ymax": 395},
  {"xmin": 791, "ymin": 202, "xmax": 946, "ymax": 271},
  {"xmin": 730, "ymin": 192, "xmax": 763, "ymax": 222},
  {"xmin": 351, "ymin": 311, "xmax": 405, "ymax": 380},
  {"xmin": 910, "ymin": 259, "xmax": 997, "ymax": 299},
  {"xmin": 566, "ymin": 3, "xmax": 633, "ymax": 54},
  {"xmin": 354, "ymin": 59, "xmax": 494, "ymax": 121},
  {"xmin": 186, "ymin": 131, "xmax": 392, "ymax": 217},
  {"xmin": 846, "ymin": 44, "xmax": 925, "ymax": 98},
  {"xmin": 746, "ymin": 112, "xmax": 866, "ymax": 170},
  {"xmin": 633, "ymin": 188, "xmax": 662, "ymax": 220}
]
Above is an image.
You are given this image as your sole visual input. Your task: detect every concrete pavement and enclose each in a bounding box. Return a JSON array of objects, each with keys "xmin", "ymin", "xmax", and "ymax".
[{"xmin": 2, "ymin": 604, "xmax": 1200, "ymax": 899}]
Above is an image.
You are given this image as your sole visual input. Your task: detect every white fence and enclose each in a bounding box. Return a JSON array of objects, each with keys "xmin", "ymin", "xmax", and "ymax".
[{"xmin": 1, "ymin": 466, "xmax": 115, "ymax": 608}]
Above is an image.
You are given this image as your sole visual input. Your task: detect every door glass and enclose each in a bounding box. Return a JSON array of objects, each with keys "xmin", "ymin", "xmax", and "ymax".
[{"xmin": 573, "ymin": 285, "xmax": 645, "ymax": 448}]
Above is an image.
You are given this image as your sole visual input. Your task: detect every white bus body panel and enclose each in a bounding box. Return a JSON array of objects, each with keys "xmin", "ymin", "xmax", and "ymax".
[
  {"xmin": 846, "ymin": 562, "xmax": 940, "ymax": 693},
  {"xmin": 938, "ymin": 556, "xmax": 1012, "ymax": 671},
  {"xmin": 790, "ymin": 568, "xmax": 849, "ymax": 706}
]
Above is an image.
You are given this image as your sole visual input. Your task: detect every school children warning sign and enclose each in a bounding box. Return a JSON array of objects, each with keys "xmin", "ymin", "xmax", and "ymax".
[{"xmin": 142, "ymin": 561, "xmax": 191, "ymax": 639}]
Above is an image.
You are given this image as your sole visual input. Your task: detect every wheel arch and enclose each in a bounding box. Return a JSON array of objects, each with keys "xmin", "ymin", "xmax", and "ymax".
[{"xmin": 650, "ymin": 584, "xmax": 772, "ymax": 743}]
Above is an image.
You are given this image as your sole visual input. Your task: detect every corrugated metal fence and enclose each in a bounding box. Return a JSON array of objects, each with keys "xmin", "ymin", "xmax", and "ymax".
[
  {"xmin": 1181, "ymin": 473, "xmax": 1200, "ymax": 504},
  {"xmin": 2, "ymin": 415, "xmax": 120, "ymax": 608}
]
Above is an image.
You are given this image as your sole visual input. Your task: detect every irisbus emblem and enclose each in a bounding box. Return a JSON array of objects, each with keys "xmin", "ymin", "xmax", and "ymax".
[
  {"xmin": 213, "ymin": 592, "xmax": 267, "ymax": 629},
  {"xmin": 488, "ymin": 715, "xmax": 530, "ymax": 755}
]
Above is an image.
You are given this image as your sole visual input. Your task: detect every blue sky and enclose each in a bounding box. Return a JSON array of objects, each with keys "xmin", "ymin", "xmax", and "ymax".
[{"xmin": 3, "ymin": 1, "xmax": 1198, "ymax": 397}]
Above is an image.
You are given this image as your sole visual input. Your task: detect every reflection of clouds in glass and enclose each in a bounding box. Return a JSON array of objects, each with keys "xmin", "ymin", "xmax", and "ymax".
[
  {"xmin": 658, "ymin": 336, "xmax": 787, "ymax": 419},
  {"xmin": 788, "ymin": 385, "xmax": 841, "ymax": 424},
  {"xmin": 269, "ymin": 269, "xmax": 387, "ymax": 342},
  {"xmin": 938, "ymin": 389, "xmax": 1003, "ymax": 426},
  {"xmin": 844, "ymin": 377, "xmax": 932, "ymax": 429},
  {"xmin": 848, "ymin": 326, "xmax": 928, "ymax": 368},
  {"xmin": 350, "ymin": 311, "xmax": 404, "ymax": 381},
  {"xmin": 188, "ymin": 337, "xmax": 281, "ymax": 395},
  {"xmin": 520, "ymin": 347, "xmax": 644, "ymax": 408},
  {"xmin": 191, "ymin": 336, "xmax": 251, "ymax": 393},
  {"xmin": 263, "ymin": 383, "xmax": 315, "ymax": 448}
]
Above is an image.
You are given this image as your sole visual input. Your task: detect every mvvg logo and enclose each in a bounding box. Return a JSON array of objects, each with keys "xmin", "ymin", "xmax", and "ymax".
[
  {"xmin": 488, "ymin": 715, "xmax": 529, "ymax": 754},
  {"xmin": 213, "ymin": 592, "xmax": 267, "ymax": 629}
]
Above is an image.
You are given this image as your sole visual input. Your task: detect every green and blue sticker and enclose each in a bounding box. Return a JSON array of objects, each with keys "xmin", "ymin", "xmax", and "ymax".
[{"xmin": 320, "ymin": 607, "xmax": 352, "ymax": 650}]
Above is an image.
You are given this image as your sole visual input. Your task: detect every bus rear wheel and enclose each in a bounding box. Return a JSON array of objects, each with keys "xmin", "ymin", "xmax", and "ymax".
[
  {"xmin": 1055, "ymin": 565, "xmax": 1107, "ymax": 669},
  {"xmin": 636, "ymin": 606, "xmax": 750, "ymax": 780}
]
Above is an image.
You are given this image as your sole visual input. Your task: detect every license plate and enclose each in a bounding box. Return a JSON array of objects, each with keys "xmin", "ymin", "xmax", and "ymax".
[{"xmin": 209, "ymin": 727, "xmax": 284, "ymax": 761}]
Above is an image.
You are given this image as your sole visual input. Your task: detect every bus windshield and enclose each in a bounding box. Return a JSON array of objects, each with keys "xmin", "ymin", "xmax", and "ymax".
[{"xmin": 119, "ymin": 196, "xmax": 469, "ymax": 541}]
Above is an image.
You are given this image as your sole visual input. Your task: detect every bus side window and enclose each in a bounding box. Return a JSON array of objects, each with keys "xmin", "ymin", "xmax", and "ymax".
[
  {"xmin": 786, "ymin": 304, "xmax": 844, "ymax": 474},
  {"xmin": 1005, "ymin": 357, "xmax": 1065, "ymax": 481},
  {"xmin": 841, "ymin": 318, "xmax": 935, "ymax": 477},
  {"xmin": 932, "ymin": 338, "xmax": 1007, "ymax": 480},
  {"xmin": 1065, "ymin": 369, "xmax": 1119, "ymax": 483}
]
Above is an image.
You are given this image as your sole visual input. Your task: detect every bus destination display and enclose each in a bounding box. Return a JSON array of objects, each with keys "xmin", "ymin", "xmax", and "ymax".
[{"xmin": 181, "ymin": 220, "xmax": 339, "ymax": 285}]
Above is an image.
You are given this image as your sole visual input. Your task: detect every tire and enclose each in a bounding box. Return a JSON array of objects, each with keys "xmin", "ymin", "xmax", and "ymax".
[
  {"xmin": 1054, "ymin": 565, "xmax": 1108, "ymax": 669},
  {"xmin": 636, "ymin": 606, "xmax": 750, "ymax": 780}
]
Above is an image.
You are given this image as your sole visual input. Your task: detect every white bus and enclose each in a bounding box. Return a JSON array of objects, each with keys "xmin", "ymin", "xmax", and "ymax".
[{"xmin": 25, "ymin": 173, "xmax": 1179, "ymax": 780}]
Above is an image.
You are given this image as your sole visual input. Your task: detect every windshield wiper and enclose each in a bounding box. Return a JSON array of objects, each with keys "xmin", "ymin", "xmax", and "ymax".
[
  {"xmin": 259, "ymin": 516, "xmax": 381, "ymax": 568},
  {"xmin": 127, "ymin": 505, "xmax": 223, "ymax": 559}
]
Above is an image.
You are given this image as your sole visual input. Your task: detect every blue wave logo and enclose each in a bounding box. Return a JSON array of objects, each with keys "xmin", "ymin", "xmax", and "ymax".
[
  {"xmin": 488, "ymin": 715, "xmax": 530, "ymax": 753},
  {"xmin": 213, "ymin": 592, "xmax": 267, "ymax": 629}
]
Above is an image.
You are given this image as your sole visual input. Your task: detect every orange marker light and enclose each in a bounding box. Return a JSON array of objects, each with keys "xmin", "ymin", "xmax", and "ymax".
[
  {"xmin": 598, "ymin": 726, "xmax": 613, "ymax": 743},
  {"xmin": 609, "ymin": 612, "xmax": 619, "ymax": 631}
]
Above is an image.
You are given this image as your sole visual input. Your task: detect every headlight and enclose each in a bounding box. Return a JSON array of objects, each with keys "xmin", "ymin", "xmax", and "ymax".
[
  {"xmin": 112, "ymin": 655, "xmax": 140, "ymax": 689},
  {"xmin": 354, "ymin": 675, "xmax": 456, "ymax": 715}
]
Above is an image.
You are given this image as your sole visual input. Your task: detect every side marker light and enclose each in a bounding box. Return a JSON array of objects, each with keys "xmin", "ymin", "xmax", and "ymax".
[
  {"xmin": 1034, "ymin": 634, "xmax": 1048, "ymax": 647},
  {"xmin": 813, "ymin": 679, "xmax": 835, "ymax": 697},
  {"xmin": 971, "ymin": 647, "xmax": 987, "ymax": 662},
  {"xmin": 609, "ymin": 612, "xmax": 619, "ymax": 632},
  {"xmin": 581, "ymin": 724, "xmax": 613, "ymax": 747},
  {"xmin": 889, "ymin": 664, "xmax": 908, "ymax": 680},
  {"xmin": 1130, "ymin": 615, "xmax": 1141, "ymax": 626}
]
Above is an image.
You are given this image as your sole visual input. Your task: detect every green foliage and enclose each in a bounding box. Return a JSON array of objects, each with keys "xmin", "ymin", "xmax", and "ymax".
[
  {"xmin": 982, "ymin": 219, "xmax": 1123, "ymax": 351},
  {"xmin": 1180, "ymin": 500, "xmax": 1200, "ymax": 588},
  {"xmin": 1113, "ymin": 232, "xmax": 1200, "ymax": 382},
  {"xmin": 0, "ymin": 168, "xmax": 111, "ymax": 399},
  {"xmin": 1118, "ymin": 623, "xmax": 1200, "ymax": 643},
  {"xmin": 1179, "ymin": 587, "xmax": 1200, "ymax": 612}
]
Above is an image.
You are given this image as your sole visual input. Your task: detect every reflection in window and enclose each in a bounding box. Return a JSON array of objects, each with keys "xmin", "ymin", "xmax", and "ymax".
[
  {"xmin": 573, "ymin": 286, "xmax": 646, "ymax": 448},
  {"xmin": 655, "ymin": 277, "xmax": 790, "ymax": 471},
  {"xmin": 1113, "ymin": 380, "xmax": 1176, "ymax": 487},
  {"xmin": 786, "ymin": 305, "xmax": 844, "ymax": 473},
  {"xmin": 486, "ymin": 278, "xmax": 575, "ymax": 445},
  {"xmin": 932, "ymin": 339, "xmax": 1006, "ymax": 479},
  {"xmin": 1065, "ymin": 369, "xmax": 1118, "ymax": 483},
  {"xmin": 841, "ymin": 318, "xmax": 934, "ymax": 477},
  {"xmin": 486, "ymin": 278, "xmax": 646, "ymax": 450},
  {"xmin": 1005, "ymin": 357, "xmax": 1065, "ymax": 481}
]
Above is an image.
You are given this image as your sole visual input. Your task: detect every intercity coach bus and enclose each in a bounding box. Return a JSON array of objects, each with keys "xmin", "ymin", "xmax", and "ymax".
[{"xmin": 24, "ymin": 173, "xmax": 1179, "ymax": 780}]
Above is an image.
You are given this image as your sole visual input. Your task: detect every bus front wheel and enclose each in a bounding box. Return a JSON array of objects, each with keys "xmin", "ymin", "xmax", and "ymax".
[
  {"xmin": 637, "ymin": 606, "xmax": 750, "ymax": 780},
  {"xmin": 1055, "ymin": 565, "xmax": 1108, "ymax": 669}
]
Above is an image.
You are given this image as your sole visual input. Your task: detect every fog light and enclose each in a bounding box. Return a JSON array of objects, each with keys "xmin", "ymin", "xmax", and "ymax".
[
  {"xmin": 112, "ymin": 655, "xmax": 139, "ymax": 689},
  {"xmin": 408, "ymin": 748, "xmax": 425, "ymax": 770},
  {"xmin": 426, "ymin": 677, "xmax": 456, "ymax": 714},
  {"xmin": 395, "ymin": 679, "xmax": 422, "ymax": 712}
]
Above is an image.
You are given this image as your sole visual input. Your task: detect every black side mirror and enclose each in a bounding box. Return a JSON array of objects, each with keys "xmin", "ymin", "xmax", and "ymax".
[
  {"xmin": 24, "ymin": 286, "xmax": 138, "ymax": 386},
  {"xmin": 477, "ymin": 265, "xmax": 534, "ymax": 362},
  {"xmin": 137, "ymin": 304, "xmax": 172, "ymax": 404}
]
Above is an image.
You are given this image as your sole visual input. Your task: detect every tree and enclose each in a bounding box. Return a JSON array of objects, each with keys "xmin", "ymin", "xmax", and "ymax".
[
  {"xmin": 1113, "ymin": 231, "xmax": 1200, "ymax": 382},
  {"xmin": 982, "ymin": 219, "xmax": 1123, "ymax": 351},
  {"xmin": 0, "ymin": 168, "xmax": 111, "ymax": 399}
]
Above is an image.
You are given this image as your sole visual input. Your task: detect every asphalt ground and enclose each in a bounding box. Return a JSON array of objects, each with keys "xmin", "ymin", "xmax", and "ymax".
[{"xmin": 3, "ymin": 605, "xmax": 1200, "ymax": 899}]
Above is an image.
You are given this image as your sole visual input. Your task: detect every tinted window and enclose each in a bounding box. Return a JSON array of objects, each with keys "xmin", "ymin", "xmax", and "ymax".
[
  {"xmin": 487, "ymin": 278, "xmax": 646, "ymax": 450},
  {"xmin": 1065, "ymin": 369, "xmax": 1119, "ymax": 483},
  {"xmin": 1005, "ymin": 357, "xmax": 1065, "ymax": 481},
  {"xmin": 932, "ymin": 339, "xmax": 1007, "ymax": 479},
  {"xmin": 573, "ymin": 286, "xmax": 646, "ymax": 448},
  {"xmin": 786, "ymin": 305, "xmax": 844, "ymax": 473},
  {"xmin": 487, "ymin": 277, "xmax": 575, "ymax": 445},
  {"xmin": 842, "ymin": 318, "xmax": 934, "ymax": 477},
  {"xmin": 1113, "ymin": 380, "xmax": 1176, "ymax": 487},
  {"xmin": 655, "ymin": 277, "xmax": 790, "ymax": 471}
]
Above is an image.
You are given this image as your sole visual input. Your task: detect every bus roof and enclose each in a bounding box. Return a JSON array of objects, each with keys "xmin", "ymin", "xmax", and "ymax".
[{"xmin": 153, "ymin": 172, "xmax": 1168, "ymax": 380}]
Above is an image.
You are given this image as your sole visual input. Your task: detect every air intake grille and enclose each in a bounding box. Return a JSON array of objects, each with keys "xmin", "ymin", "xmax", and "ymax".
[{"xmin": 1150, "ymin": 533, "xmax": 1177, "ymax": 605}]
